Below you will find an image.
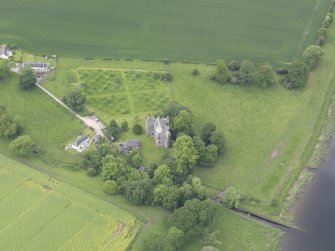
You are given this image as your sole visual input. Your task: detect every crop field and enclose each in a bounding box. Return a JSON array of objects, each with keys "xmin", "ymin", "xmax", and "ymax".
[
  {"xmin": 0, "ymin": 153, "xmax": 139, "ymax": 251},
  {"xmin": 77, "ymin": 69, "xmax": 171, "ymax": 121},
  {"xmin": 0, "ymin": 0, "xmax": 330, "ymax": 63}
]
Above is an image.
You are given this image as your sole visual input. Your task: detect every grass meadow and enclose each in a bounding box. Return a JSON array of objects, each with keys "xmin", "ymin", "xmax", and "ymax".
[
  {"xmin": 0, "ymin": 74, "xmax": 85, "ymax": 164},
  {"xmin": 42, "ymin": 26, "xmax": 335, "ymax": 220},
  {"xmin": 0, "ymin": 153, "xmax": 138, "ymax": 251},
  {"xmin": 0, "ymin": 0, "xmax": 330, "ymax": 63}
]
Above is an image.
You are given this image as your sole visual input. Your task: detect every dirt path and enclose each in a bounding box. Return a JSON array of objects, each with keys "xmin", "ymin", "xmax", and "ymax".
[{"xmin": 35, "ymin": 82, "xmax": 106, "ymax": 135}]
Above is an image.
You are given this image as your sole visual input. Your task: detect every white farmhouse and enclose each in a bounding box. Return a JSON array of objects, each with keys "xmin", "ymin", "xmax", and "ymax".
[
  {"xmin": 71, "ymin": 135, "xmax": 90, "ymax": 152},
  {"xmin": 0, "ymin": 45, "xmax": 13, "ymax": 59}
]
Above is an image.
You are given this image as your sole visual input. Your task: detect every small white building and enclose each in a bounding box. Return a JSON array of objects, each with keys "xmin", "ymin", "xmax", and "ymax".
[
  {"xmin": 0, "ymin": 45, "xmax": 13, "ymax": 59},
  {"xmin": 71, "ymin": 135, "xmax": 90, "ymax": 152}
]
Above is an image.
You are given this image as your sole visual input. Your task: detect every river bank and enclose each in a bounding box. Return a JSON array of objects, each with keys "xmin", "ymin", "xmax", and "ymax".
[{"xmin": 282, "ymin": 126, "xmax": 335, "ymax": 250}]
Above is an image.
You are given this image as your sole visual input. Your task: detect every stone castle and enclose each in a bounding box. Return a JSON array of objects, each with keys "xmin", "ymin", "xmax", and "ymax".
[{"xmin": 145, "ymin": 116, "xmax": 171, "ymax": 148}]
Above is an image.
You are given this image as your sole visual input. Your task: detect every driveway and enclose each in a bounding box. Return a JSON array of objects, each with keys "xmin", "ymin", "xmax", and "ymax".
[{"xmin": 35, "ymin": 82, "xmax": 106, "ymax": 135}]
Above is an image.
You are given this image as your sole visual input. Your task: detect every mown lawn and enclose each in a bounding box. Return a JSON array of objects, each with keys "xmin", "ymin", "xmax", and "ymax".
[
  {"xmin": 0, "ymin": 153, "xmax": 139, "ymax": 251},
  {"xmin": 0, "ymin": 0, "xmax": 329, "ymax": 63}
]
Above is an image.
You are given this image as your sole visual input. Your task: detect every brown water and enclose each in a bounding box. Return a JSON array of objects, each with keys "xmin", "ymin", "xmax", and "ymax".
[{"xmin": 282, "ymin": 135, "xmax": 335, "ymax": 251}]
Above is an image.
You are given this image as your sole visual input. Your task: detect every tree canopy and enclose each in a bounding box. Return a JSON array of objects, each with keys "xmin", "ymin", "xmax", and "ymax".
[
  {"xmin": 256, "ymin": 63, "xmax": 275, "ymax": 88},
  {"xmin": 63, "ymin": 89, "xmax": 86, "ymax": 112},
  {"xmin": 19, "ymin": 66, "xmax": 36, "ymax": 90},
  {"xmin": 239, "ymin": 60, "xmax": 257, "ymax": 85},
  {"xmin": 212, "ymin": 60, "xmax": 231, "ymax": 83},
  {"xmin": 303, "ymin": 45, "xmax": 323, "ymax": 69},
  {"xmin": 172, "ymin": 135, "xmax": 199, "ymax": 176},
  {"xmin": 287, "ymin": 59, "xmax": 309, "ymax": 88}
]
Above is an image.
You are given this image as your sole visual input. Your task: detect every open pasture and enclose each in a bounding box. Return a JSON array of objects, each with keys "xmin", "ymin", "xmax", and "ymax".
[
  {"xmin": 0, "ymin": 153, "xmax": 139, "ymax": 251},
  {"xmin": 78, "ymin": 69, "xmax": 171, "ymax": 121},
  {"xmin": 0, "ymin": 0, "xmax": 330, "ymax": 63}
]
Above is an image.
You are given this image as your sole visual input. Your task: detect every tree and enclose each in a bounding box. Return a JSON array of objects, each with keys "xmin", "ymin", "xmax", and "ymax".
[
  {"xmin": 167, "ymin": 227, "xmax": 186, "ymax": 249},
  {"xmin": 82, "ymin": 151, "xmax": 101, "ymax": 172},
  {"xmin": 193, "ymin": 136, "xmax": 206, "ymax": 164},
  {"xmin": 124, "ymin": 178, "xmax": 153, "ymax": 205},
  {"xmin": 239, "ymin": 60, "xmax": 257, "ymax": 85},
  {"xmin": 303, "ymin": 45, "xmax": 323, "ymax": 69},
  {"xmin": 19, "ymin": 66, "xmax": 36, "ymax": 90},
  {"xmin": 222, "ymin": 187, "xmax": 242, "ymax": 209},
  {"xmin": 190, "ymin": 177, "xmax": 207, "ymax": 200},
  {"xmin": 163, "ymin": 102, "xmax": 191, "ymax": 118},
  {"xmin": 168, "ymin": 199, "xmax": 215, "ymax": 241},
  {"xmin": 107, "ymin": 120, "xmax": 121, "ymax": 139},
  {"xmin": 132, "ymin": 124, "xmax": 143, "ymax": 135},
  {"xmin": 172, "ymin": 110, "xmax": 194, "ymax": 136},
  {"xmin": 153, "ymin": 164, "xmax": 173, "ymax": 185},
  {"xmin": 212, "ymin": 60, "xmax": 231, "ymax": 83},
  {"xmin": 202, "ymin": 229, "xmax": 222, "ymax": 248},
  {"xmin": 101, "ymin": 155, "xmax": 129, "ymax": 181},
  {"xmin": 0, "ymin": 60, "xmax": 10, "ymax": 79},
  {"xmin": 0, "ymin": 106, "xmax": 20, "ymax": 139},
  {"xmin": 9, "ymin": 135, "xmax": 33, "ymax": 155},
  {"xmin": 200, "ymin": 144, "xmax": 218, "ymax": 167},
  {"xmin": 256, "ymin": 63, "xmax": 275, "ymax": 88},
  {"xmin": 209, "ymin": 131, "xmax": 225, "ymax": 155},
  {"xmin": 153, "ymin": 185, "xmax": 180, "ymax": 209},
  {"xmin": 200, "ymin": 123, "xmax": 216, "ymax": 145},
  {"xmin": 63, "ymin": 89, "xmax": 86, "ymax": 112},
  {"xmin": 142, "ymin": 234, "xmax": 173, "ymax": 251},
  {"xmin": 287, "ymin": 59, "xmax": 309, "ymax": 88},
  {"xmin": 130, "ymin": 153, "xmax": 143, "ymax": 168},
  {"xmin": 172, "ymin": 135, "xmax": 198, "ymax": 176},
  {"xmin": 103, "ymin": 180, "xmax": 117, "ymax": 194},
  {"xmin": 121, "ymin": 120, "xmax": 128, "ymax": 131}
]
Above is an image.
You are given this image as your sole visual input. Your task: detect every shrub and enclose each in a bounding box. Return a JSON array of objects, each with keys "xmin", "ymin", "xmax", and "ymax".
[
  {"xmin": 303, "ymin": 45, "xmax": 322, "ymax": 69},
  {"xmin": 9, "ymin": 135, "xmax": 33, "ymax": 156},
  {"xmin": 228, "ymin": 60, "xmax": 240, "ymax": 71},
  {"xmin": 103, "ymin": 180, "xmax": 117, "ymax": 194},
  {"xmin": 87, "ymin": 167, "xmax": 97, "ymax": 176},
  {"xmin": 192, "ymin": 68, "xmax": 200, "ymax": 75},
  {"xmin": 239, "ymin": 60, "xmax": 257, "ymax": 85},
  {"xmin": 222, "ymin": 187, "xmax": 242, "ymax": 209},
  {"xmin": 211, "ymin": 60, "xmax": 231, "ymax": 83},
  {"xmin": 121, "ymin": 120, "xmax": 128, "ymax": 131},
  {"xmin": 133, "ymin": 124, "xmax": 143, "ymax": 135},
  {"xmin": 286, "ymin": 59, "xmax": 309, "ymax": 88}
]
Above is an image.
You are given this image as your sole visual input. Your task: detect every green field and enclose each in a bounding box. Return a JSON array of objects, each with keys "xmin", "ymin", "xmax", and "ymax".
[
  {"xmin": 0, "ymin": 74, "xmax": 86, "ymax": 164},
  {"xmin": 0, "ymin": 0, "xmax": 330, "ymax": 63},
  {"xmin": 0, "ymin": 153, "xmax": 138, "ymax": 251},
  {"xmin": 77, "ymin": 69, "xmax": 170, "ymax": 121},
  {"xmin": 42, "ymin": 28, "xmax": 335, "ymax": 213}
]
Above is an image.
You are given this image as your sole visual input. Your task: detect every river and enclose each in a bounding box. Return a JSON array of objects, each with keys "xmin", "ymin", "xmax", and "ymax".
[{"xmin": 282, "ymin": 134, "xmax": 335, "ymax": 251}]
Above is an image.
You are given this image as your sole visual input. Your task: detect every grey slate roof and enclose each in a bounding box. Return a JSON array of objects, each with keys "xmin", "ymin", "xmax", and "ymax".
[
  {"xmin": 119, "ymin": 139, "xmax": 141, "ymax": 152},
  {"xmin": 74, "ymin": 135, "xmax": 89, "ymax": 147}
]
